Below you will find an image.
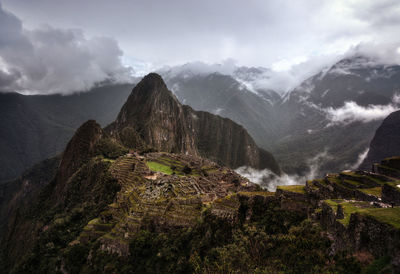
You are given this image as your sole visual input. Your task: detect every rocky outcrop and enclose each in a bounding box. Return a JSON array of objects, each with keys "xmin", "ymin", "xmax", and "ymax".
[
  {"xmin": 382, "ymin": 184, "xmax": 400, "ymax": 206},
  {"xmin": 107, "ymin": 73, "xmax": 281, "ymax": 174},
  {"xmin": 361, "ymin": 110, "xmax": 400, "ymax": 170},
  {"xmin": 57, "ymin": 120, "xmax": 103, "ymax": 183}
]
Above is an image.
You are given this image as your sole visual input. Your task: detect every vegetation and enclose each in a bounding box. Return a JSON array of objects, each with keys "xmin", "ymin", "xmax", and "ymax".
[
  {"xmin": 277, "ymin": 185, "xmax": 306, "ymax": 194},
  {"xmin": 146, "ymin": 161, "xmax": 174, "ymax": 175},
  {"xmin": 3, "ymin": 159, "xmax": 120, "ymax": 274},
  {"xmin": 359, "ymin": 186, "xmax": 382, "ymax": 197},
  {"xmin": 53, "ymin": 208, "xmax": 360, "ymax": 273},
  {"xmin": 96, "ymin": 138, "xmax": 128, "ymax": 159},
  {"xmin": 325, "ymin": 199, "xmax": 400, "ymax": 228}
]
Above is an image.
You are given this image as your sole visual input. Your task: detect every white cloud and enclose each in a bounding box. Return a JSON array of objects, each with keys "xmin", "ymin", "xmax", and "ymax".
[
  {"xmin": 0, "ymin": 4, "xmax": 133, "ymax": 94},
  {"xmin": 2, "ymin": 1, "xmax": 400, "ymax": 94},
  {"xmin": 324, "ymin": 101, "xmax": 398, "ymax": 126},
  {"xmin": 347, "ymin": 148, "xmax": 369, "ymax": 170},
  {"xmin": 236, "ymin": 151, "xmax": 330, "ymax": 191},
  {"xmin": 4, "ymin": 0, "xmax": 400, "ymax": 75}
]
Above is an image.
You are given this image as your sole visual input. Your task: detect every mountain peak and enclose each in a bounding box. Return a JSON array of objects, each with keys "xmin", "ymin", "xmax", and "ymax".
[
  {"xmin": 133, "ymin": 72, "xmax": 169, "ymax": 96},
  {"xmin": 58, "ymin": 120, "xmax": 103, "ymax": 182},
  {"xmin": 141, "ymin": 72, "xmax": 166, "ymax": 86},
  {"xmin": 108, "ymin": 74, "xmax": 281, "ymax": 174}
]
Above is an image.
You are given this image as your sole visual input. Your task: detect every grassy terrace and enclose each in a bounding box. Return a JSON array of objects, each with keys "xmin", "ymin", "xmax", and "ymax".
[
  {"xmin": 359, "ymin": 187, "xmax": 382, "ymax": 197},
  {"xmin": 238, "ymin": 191, "xmax": 275, "ymax": 197},
  {"xmin": 340, "ymin": 171, "xmax": 390, "ymax": 186},
  {"xmin": 277, "ymin": 185, "xmax": 306, "ymax": 194},
  {"xmin": 325, "ymin": 199, "xmax": 400, "ymax": 228},
  {"xmin": 146, "ymin": 161, "xmax": 174, "ymax": 175},
  {"xmin": 360, "ymin": 208, "xmax": 400, "ymax": 229},
  {"xmin": 386, "ymin": 181, "xmax": 400, "ymax": 193},
  {"xmin": 145, "ymin": 159, "xmax": 202, "ymax": 176}
]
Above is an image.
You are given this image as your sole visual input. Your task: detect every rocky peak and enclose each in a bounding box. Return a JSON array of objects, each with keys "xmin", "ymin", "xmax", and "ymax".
[
  {"xmin": 109, "ymin": 73, "xmax": 281, "ymax": 174},
  {"xmin": 112, "ymin": 72, "xmax": 197, "ymax": 155},
  {"xmin": 58, "ymin": 120, "xmax": 103, "ymax": 182}
]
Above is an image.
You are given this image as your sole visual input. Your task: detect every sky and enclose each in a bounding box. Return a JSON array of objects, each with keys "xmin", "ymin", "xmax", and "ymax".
[{"xmin": 1, "ymin": 0, "xmax": 400, "ymax": 94}]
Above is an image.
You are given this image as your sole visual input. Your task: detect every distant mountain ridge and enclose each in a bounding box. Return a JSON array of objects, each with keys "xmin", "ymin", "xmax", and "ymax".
[
  {"xmin": 272, "ymin": 55, "xmax": 400, "ymax": 175},
  {"xmin": 0, "ymin": 84, "xmax": 134, "ymax": 182}
]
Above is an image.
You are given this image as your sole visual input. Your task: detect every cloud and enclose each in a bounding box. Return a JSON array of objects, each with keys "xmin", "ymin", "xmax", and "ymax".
[
  {"xmin": 159, "ymin": 59, "xmax": 238, "ymax": 79},
  {"xmin": 347, "ymin": 148, "xmax": 369, "ymax": 170},
  {"xmin": 4, "ymin": 0, "xmax": 400, "ymax": 74},
  {"xmin": 0, "ymin": 3, "xmax": 133, "ymax": 94},
  {"xmin": 2, "ymin": 1, "xmax": 400, "ymax": 94},
  {"xmin": 324, "ymin": 101, "xmax": 399, "ymax": 126},
  {"xmin": 158, "ymin": 56, "xmax": 342, "ymax": 94},
  {"xmin": 236, "ymin": 151, "xmax": 330, "ymax": 191}
]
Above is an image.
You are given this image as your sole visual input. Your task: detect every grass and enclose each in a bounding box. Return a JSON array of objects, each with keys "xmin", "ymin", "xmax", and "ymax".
[
  {"xmin": 378, "ymin": 164, "xmax": 400, "ymax": 173},
  {"xmin": 342, "ymin": 179, "xmax": 362, "ymax": 187},
  {"xmin": 238, "ymin": 191, "xmax": 275, "ymax": 197},
  {"xmin": 360, "ymin": 208, "xmax": 400, "ymax": 229},
  {"xmin": 324, "ymin": 199, "xmax": 400, "ymax": 228},
  {"xmin": 325, "ymin": 199, "xmax": 367, "ymax": 225},
  {"xmin": 277, "ymin": 185, "xmax": 306, "ymax": 194},
  {"xmin": 359, "ymin": 187, "xmax": 382, "ymax": 197},
  {"xmin": 146, "ymin": 161, "xmax": 174, "ymax": 175},
  {"xmin": 385, "ymin": 182, "xmax": 400, "ymax": 193},
  {"xmin": 341, "ymin": 171, "xmax": 363, "ymax": 178}
]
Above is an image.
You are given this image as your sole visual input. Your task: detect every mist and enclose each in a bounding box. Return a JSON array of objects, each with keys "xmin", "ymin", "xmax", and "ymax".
[{"xmin": 236, "ymin": 151, "xmax": 331, "ymax": 191}]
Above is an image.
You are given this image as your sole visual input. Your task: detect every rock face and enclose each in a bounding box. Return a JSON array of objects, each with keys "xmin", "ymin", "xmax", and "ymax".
[
  {"xmin": 361, "ymin": 110, "xmax": 400, "ymax": 170},
  {"xmin": 57, "ymin": 120, "xmax": 103, "ymax": 183},
  {"xmin": 108, "ymin": 73, "xmax": 280, "ymax": 174}
]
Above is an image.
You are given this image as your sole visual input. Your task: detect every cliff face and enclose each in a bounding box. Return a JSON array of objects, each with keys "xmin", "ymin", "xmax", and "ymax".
[
  {"xmin": 110, "ymin": 74, "xmax": 197, "ymax": 155},
  {"xmin": 108, "ymin": 73, "xmax": 280, "ymax": 174},
  {"xmin": 361, "ymin": 110, "xmax": 400, "ymax": 170}
]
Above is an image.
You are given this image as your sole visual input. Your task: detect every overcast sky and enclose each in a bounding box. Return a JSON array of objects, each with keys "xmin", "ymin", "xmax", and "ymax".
[{"xmin": 1, "ymin": 0, "xmax": 400, "ymax": 94}]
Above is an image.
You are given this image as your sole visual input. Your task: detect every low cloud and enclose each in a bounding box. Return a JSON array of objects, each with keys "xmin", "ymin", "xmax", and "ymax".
[
  {"xmin": 236, "ymin": 151, "xmax": 330, "ymax": 191},
  {"xmin": 0, "ymin": 3, "xmax": 133, "ymax": 94},
  {"xmin": 158, "ymin": 56, "xmax": 341, "ymax": 94},
  {"xmin": 159, "ymin": 59, "xmax": 238, "ymax": 79},
  {"xmin": 346, "ymin": 148, "xmax": 369, "ymax": 170},
  {"xmin": 324, "ymin": 101, "xmax": 398, "ymax": 126}
]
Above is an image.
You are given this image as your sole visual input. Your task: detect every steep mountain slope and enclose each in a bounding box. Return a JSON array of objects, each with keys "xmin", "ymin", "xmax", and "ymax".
[
  {"xmin": 107, "ymin": 73, "xmax": 280, "ymax": 174},
  {"xmin": 0, "ymin": 83, "xmax": 134, "ymax": 183},
  {"xmin": 272, "ymin": 56, "xmax": 400, "ymax": 175},
  {"xmin": 360, "ymin": 110, "xmax": 400, "ymax": 170},
  {"xmin": 0, "ymin": 116, "xmax": 261, "ymax": 272},
  {"xmin": 2, "ymin": 117, "xmax": 400, "ymax": 272}
]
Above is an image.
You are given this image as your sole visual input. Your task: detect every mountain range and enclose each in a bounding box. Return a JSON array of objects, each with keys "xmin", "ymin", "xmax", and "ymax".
[
  {"xmin": 2, "ymin": 55, "xmax": 400, "ymax": 184},
  {"xmin": 1, "ymin": 72, "xmax": 400, "ymax": 272}
]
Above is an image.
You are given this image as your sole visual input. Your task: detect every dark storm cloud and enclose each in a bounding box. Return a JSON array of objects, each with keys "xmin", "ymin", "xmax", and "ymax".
[{"xmin": 0, "ymin": 3, "xmax": 132, "ymax": 94}]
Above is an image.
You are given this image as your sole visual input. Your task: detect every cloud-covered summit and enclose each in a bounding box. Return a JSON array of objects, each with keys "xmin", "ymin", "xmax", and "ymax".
[{"xmin": 0, "ymin": 3, "xmax": 133, "ymax": 95}]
